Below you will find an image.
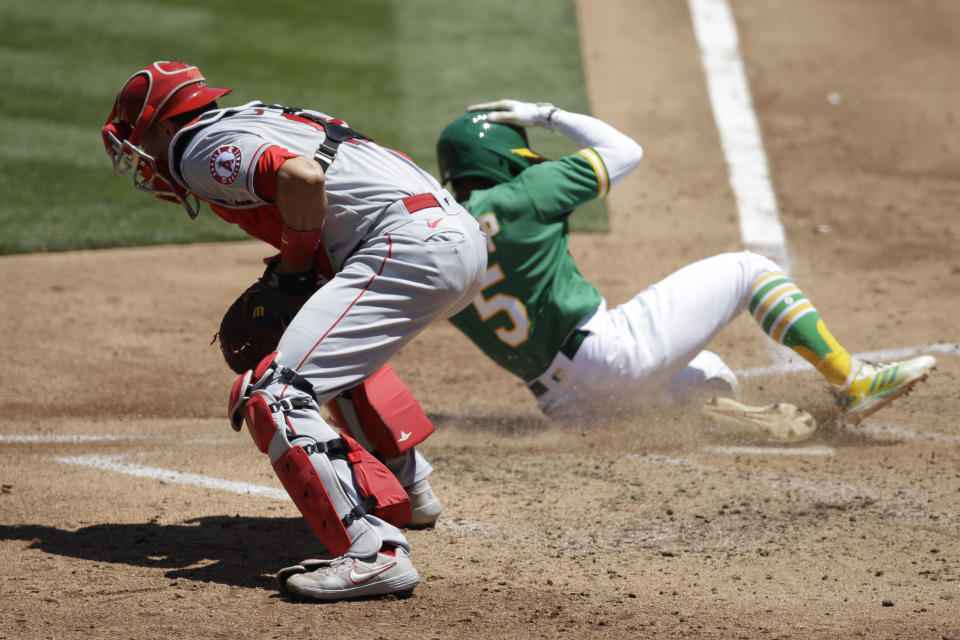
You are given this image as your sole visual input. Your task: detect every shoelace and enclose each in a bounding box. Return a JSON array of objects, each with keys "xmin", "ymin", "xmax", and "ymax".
[
  {"xmin": 317, "ymin": 555, "xmax": 392, "ymax": 576},
  {"xmin": 860, "ymin": 360, "xmax": 881, "ymax": 372},
  {"xmin": 308, "ymin": 556, "xmax": 353, "ymax": 576}
]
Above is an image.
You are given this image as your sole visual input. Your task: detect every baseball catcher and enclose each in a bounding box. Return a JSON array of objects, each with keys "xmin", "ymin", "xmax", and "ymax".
[{"xmin": 103, "ymin": 61, "xmax": 487, "ymax": 602}]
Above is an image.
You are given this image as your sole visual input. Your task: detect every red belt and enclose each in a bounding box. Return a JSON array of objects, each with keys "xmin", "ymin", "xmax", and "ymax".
[{"xmin": 402, "ymin": 193, "xmax": 440, "ymax": 214}]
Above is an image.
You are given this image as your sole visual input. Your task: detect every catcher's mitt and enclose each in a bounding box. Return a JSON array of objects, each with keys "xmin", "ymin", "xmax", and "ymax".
[
  {"xmin": 216, "ymin": 280, "xmax": 294, "ymax": 374},
  {"xmin": 218, "ymin": 268, "xmax": 327, "ymax": 376},
  {"xmin": 217, "ymin": 256, "xmax": 327, "ymax": 373}
]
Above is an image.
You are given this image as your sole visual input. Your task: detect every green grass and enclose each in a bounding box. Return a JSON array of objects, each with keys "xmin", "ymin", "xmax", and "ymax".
[{"xmin": 0, "ymin": 0, "xmax": 605, "ymax": 254}]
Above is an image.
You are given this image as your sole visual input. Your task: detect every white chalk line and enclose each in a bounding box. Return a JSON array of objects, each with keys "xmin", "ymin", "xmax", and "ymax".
[
  {"xmin": 56, "ymin": 454, "xmax": 289, "ymax": 500},
  {"xmin": 735, "ymin": 342, "xmax": 959, "ymax": 378},
  {"xmin": 703, "ymin": 445, "xmax": 835, "ymax": 456},
  {"xmin": 846, "ymin": 422, "xmax": 960, "ymax": 445},
  {"xmin": 0, "ymin": 433, "xmax": 164, "ymax": 443},
  {"xmin": 688, "ymin": 0, "xmax": 790, "ymax": 273},
  {"xmin": 0, "ymin": 433, "xmax": 236, "ymax": 444},
  {"xmin": 52, "ymin": 453, "xmax": 484, "ymax": 535}
]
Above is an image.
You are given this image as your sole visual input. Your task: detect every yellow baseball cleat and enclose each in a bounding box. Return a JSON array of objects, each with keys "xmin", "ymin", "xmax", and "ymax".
[{"xmin": 835, "ymin": 355, "xmax": 936, "ymax": 421}]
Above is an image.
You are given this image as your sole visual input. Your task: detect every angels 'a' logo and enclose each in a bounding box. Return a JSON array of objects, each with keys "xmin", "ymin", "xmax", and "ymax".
[{"xmin": 210, "ymin": 145, "xmax": 242, "ymax": 184}]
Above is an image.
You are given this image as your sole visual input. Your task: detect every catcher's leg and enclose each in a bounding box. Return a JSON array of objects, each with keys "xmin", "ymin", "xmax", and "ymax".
[
  {"xmin": 328, "ymin": 396, "xmax": 441, "ymax": 528},
  {"xmin": 324, "ymin": 364, "xmax": 441, "ymax": 528},
  {"xmin": 385, "ymin": 454, "xmax": 441, "ymax": 528},
  {"xmin": 229, "ymin": 353, "xmax": 418, "ymax": 600},
  {"xmin": 326, "ymin": 400, "xmax": 441, "ymax": 528}
]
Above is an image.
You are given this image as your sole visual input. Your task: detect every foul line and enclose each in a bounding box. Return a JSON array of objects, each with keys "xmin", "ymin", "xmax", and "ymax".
[
  {"xmin": 702, "ymin": 445, "xmax": 835, "ymax": 456},
  {"xmin": 0, "ymin": 434, "xmax": 163, "ymax": 443},
  {"xmin": 688, "ymin": 0, "xmax": 790, "ymax": 273},
  {"xmin": 52, "ymin": 453, "xmax": 483, "ymax": 534},
  {"xmin": 846, "ymin": 422, "xmax": 960, "ymax": 445},
  {"xmin": 734, "ymin": 342, "xmax": 959, "ymax": 378},
  {"xmin": 56, "ymin": 454, "xmax": 290, "ymax": 500}
]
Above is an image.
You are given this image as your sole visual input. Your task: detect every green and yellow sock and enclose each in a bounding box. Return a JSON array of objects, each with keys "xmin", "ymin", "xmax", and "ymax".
[{"xmin": 748, "ymin": 272, "xmax": 853, "ymax": 386}]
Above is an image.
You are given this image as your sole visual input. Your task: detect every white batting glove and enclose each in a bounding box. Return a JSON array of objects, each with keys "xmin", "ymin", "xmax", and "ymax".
[{"xmin": 466, "ymin": 99, "xmax": 559, "ymax": 130}]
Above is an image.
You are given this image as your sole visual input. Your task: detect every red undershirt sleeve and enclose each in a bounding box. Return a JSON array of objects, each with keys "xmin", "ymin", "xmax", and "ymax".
[{"xmin": 253, "ymin": 145, "xmax": 300, "ymax": 202}]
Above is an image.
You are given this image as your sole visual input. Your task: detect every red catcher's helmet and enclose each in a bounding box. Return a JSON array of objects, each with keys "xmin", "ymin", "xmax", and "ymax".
[
  {"xmin": 107, "ymin": 61, "xmax": 232, "ymax": 144},
  {"xmin": 102, "ymin": 62, "xmax": 231, "ymax": 218}
]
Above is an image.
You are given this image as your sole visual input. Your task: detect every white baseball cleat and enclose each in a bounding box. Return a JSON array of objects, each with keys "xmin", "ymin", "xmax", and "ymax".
[
  {"xmin": 701, "ymin": 397, "xmax": 817, "ymax": 442},
  {"xmin": 702, "ymin": 372, "xmax": 741, "ymax": 400},
  {"xmin": 278, "ymin": 547, "xmax": 419, "ymax": 601},
  {"xmin": 835, "ymin": 355, "xmax": 936, "ymax": 422},
  {"xmin": 406, "ymin": 478, "xmax": 442, "ymax": 528}
]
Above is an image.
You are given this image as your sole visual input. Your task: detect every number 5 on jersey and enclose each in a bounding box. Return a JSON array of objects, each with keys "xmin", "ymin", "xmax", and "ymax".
[{"xmin": 471, "ymin": 213, "xmax": 530, "ymax": 347}]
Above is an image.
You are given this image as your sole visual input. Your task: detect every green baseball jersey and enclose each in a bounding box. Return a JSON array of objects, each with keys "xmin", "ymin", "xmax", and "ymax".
[{"xmin": 449, "ymin": 149, "xmax": 609, "ymax": 381}]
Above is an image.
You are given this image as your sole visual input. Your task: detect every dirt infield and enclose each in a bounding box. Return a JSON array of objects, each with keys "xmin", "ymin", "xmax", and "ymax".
[{"xmin": 2, "ymin": 1, "xmax": 959, "ymax": 638}]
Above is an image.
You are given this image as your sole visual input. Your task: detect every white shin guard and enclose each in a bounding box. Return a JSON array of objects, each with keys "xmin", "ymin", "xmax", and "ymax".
[
  {"xmin": 269, "ymin": 424, "xmax": 382, "ymax": 559},
  {"xmin": 230, "ymin": 352, "xmax": 388, "ymax": 558}
]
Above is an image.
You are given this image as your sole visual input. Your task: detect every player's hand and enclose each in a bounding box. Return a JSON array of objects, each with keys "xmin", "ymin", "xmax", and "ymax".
[{"xmin": 466, "ymin": 99, "xmax": 559, "ymax": 129}]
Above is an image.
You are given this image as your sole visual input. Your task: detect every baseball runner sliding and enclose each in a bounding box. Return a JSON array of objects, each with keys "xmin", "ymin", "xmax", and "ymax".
[{"xmin": 435, "ymin": 100, "xmax": 935, "ymax": 432}]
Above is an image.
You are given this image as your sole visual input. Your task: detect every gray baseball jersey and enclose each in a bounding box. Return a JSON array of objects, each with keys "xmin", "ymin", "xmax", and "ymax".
[
  {"xmin": 168, "ymin": 100, "xmax": 487, "ymax": 551},
  {"xmin": 170, "ymin": 101, "xmax": 449, "ymax": 269}
]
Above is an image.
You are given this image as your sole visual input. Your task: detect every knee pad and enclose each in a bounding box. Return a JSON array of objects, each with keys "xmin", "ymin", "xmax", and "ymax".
[
  {"xmin": 228, "ymin": 351, "xmax": 316, "ymax": 439},
  {"xmin": 229, "ymin": 352, "xmax": 283, "ymax": 433},
  {"xmin": 229, "ymin": 352, "xmax": 299, "ymax": 453},
  {"xmin": 325, "ymin": 364, "xmax": 435, "ymax": 459}
]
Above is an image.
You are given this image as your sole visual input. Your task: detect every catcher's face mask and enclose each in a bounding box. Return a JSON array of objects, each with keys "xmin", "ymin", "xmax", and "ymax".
[{"xmin": 101, "ymin": 123, "xmax": 201, "ymax": 218}]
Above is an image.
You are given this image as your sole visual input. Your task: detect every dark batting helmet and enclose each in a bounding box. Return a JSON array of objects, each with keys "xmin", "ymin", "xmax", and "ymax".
[{"xmin": 436, "ymin": 111, "xmax": 546, "ymax": 186}]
